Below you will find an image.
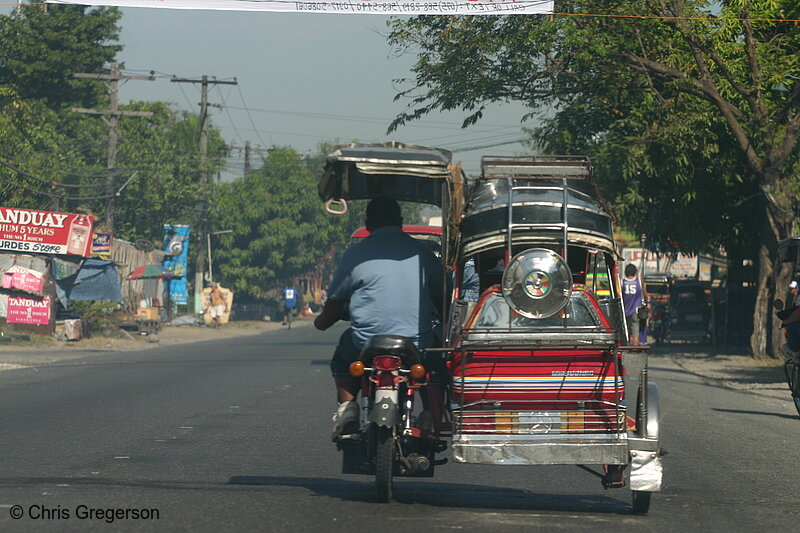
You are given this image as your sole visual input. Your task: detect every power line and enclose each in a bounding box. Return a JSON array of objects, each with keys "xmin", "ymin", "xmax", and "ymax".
[
  {"xmin": 217, "ymin": 84, "xmax": 246, "ymax": 146},
  {"xmin": 222, "ymin": 104, "xmax": 524, "ymax": 130},
  {"xmin": 175, "ymin": 82, "xmax": 197, "ymax": 116},
  {"xmin": 448, "ymin": 137, "xmax": 530, "ymax": 153},
  {"xmin": 235, "ymin": 85, "xmax": 271, "ymax": 148},
  {"xmin": 0, "ymin": 153, "xmax": 138, "ymax": 181},
  {"xmin": 73, "ymin": 62, "xmax": 155, "ymax": 230},
  {"xmin": 0, "ymin": 172, "xmax": 114, "ymax": 201}
]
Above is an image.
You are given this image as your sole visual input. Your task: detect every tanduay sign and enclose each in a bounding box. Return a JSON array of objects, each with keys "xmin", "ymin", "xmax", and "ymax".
[{"xmin": 0, "ymin": 207, "xmax": 94, "ymax": 257}]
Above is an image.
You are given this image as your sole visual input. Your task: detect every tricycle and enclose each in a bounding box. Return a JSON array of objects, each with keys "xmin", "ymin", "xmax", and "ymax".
[{"xmin": 319, "ymin": 143, "xmax": 663, "ymax": 513}]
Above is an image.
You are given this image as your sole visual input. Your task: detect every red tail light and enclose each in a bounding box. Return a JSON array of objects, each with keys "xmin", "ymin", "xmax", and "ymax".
[{"xmin": 373, "ymin": 356, "xmax": 402, "ymax": 371}]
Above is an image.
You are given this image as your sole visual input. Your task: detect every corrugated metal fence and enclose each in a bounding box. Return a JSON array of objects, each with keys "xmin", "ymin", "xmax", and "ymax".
[{"xmin": 110, "ymin": 239, "xmax": 167, "ymax": 313}]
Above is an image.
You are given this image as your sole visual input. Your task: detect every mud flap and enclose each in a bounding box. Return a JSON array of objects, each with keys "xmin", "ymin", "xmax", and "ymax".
[
  {"xmin": 370, "ymin": 395, "xmax": 401, "ymax": 427},
  {"xmin": 629, "ymin": 451, "xmax": 663, "ymax": 491}
]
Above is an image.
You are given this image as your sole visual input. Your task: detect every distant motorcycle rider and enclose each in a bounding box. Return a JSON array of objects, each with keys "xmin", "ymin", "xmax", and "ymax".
[{"xmin": 314, "ymin": 197, "xmax": 444, "ymax": 440}]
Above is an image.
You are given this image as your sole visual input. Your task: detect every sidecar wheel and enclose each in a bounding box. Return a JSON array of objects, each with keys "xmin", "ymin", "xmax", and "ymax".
[{"xmin": 375, "ymin": 425, "xmax": 394, "ymax": 503}]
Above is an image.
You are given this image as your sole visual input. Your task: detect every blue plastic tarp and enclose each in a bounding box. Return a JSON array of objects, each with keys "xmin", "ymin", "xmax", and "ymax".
[{"xmin": 55, "ymin": 258, "xmax": 121, "ymax": 307}]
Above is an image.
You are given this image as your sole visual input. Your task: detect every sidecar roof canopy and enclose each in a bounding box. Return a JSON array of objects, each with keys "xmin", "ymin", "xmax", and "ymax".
[
  {"xmin": 319, "ymin": 142, "xmax": 452, "ymax": 206},
  {"xmin": 460, "ymin": 155, "xmax": 618, "ymax": 257}
]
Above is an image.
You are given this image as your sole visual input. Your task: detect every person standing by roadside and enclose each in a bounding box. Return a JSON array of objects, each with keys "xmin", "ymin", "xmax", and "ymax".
[
  {"xmin": 282, "ymin": 284, "xmax": 298, "ymax": 326},
  {"xmin": 207, "ymin": 283, "xmax": 228, "ymax": 329},
  {"xmin": 622, "ymin": 264, "xmax": 649, "ymax": 346},
  {"xmin": 789, "ymin": 280, "xmax": 800, "ymax": 308}
]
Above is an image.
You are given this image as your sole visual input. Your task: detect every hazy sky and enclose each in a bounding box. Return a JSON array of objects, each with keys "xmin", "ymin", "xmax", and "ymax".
[
  {"xmin": 114, "ymin": 9, "xmax": 536, "ymax": 178},
  {"xmin": 3, "ymin": 7, "xmax": 538, "ymax": 178}
]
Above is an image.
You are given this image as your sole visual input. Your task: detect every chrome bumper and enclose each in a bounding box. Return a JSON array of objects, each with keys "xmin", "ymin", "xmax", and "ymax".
[{"xmin": 452, "ymin": 433, "xmax": 630, "ymax": 465}]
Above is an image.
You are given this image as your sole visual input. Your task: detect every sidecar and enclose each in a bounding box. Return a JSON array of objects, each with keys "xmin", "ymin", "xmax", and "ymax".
[{"xmin": 445, "ymin": 156, "xmax": 662, "ymax": 513}]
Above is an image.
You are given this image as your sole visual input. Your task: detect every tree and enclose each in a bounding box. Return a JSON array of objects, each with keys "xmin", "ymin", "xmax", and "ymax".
[
  {"xmin": 388, "ymin": 1, "xmax": 800, "ymax": 357},
  {"xmin": 0, "ymin": 5, "xmax": 128, "ymax": 215},
  {"xmin": 108, "ymin": 103, "xmax": 228, "ymax": 243},
  {"xmin": 212, "ymin": 146, "xmax": 363, "ymax": 300},
  {"xmin": 0, "ymin": 87, "xmax": 98, "ymax": 210},
  {"xmin": 0, "ymin": 5, "xmax": 122, "ymax": 111}
]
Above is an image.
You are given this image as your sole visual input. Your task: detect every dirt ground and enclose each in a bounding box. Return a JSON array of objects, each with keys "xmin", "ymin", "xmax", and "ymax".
[{"xmin": 0, "ymin": 318, "xmax": 311, "ymax": 369}]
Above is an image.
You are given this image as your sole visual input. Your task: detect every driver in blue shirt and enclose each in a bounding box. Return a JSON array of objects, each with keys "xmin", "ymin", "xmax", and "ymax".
[{"xmin": 314, "ymin": 197, "xmax": 444, "ymax": 440}]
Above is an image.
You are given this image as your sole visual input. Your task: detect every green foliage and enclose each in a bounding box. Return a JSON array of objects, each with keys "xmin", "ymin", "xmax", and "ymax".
[
  {"xmin": 0, "ymin": 5, "xmax": 122, "ymax": 110},
  {"xmin": 387, "ymin": 1, "xmax": 800, "ymax": 254},
  {"xmin": 212, "ymin": 146, "xmax": 363, "ymax": 300},
  {"xmin": 0, "ymin": 7, "xmax": 230, "ymax": 247},
  {"xmin": 110, "ymin": 102, "xmax": 228, "ymax": 242},
  {"xmin": 68, "ymin": 300, "xmax": 120, "ymax": 335},
  {"xmin": 0, "ymin": 87, "xmax": 91, "ymax": 210}
]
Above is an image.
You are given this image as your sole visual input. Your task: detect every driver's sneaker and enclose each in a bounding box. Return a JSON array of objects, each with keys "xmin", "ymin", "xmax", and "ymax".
[{"xmin": 331, "ymin": 401, "xmax": 359, "ymax": 441}]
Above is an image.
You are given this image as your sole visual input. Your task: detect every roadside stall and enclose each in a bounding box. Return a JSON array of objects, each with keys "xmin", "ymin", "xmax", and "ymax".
[
  {"xmin": 0, "ymin": 207, "xmax": 95, "ymax": 337},
  {"xmin": 120, "ymin": 264, "xmax": 176, "ymax": 335}
]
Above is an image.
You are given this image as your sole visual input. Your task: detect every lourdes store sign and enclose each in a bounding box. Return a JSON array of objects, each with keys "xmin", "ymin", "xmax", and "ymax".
[
  {"xmin": 46, "ymin": 0, "xmax": 553, "ymax": 15},
  {"xmin": 0, "ymin": 208, "xmax": 94, "ymax": 257}
]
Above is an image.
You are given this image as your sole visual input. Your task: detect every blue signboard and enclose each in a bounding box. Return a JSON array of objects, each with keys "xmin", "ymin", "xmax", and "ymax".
[{"xmin": 163, "ymin": 224, "xmax": 190, "ymax": 305}]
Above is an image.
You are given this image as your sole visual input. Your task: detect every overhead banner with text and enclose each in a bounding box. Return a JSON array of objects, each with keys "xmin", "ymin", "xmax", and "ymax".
[{"xmin": 46, "ymin": 0, "xmax": 554, "ymax": 15}]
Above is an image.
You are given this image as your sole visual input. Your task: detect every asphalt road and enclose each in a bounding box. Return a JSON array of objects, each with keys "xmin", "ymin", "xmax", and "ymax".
[{"xmin": 1, "ymin": 324, "xmax": 799, "ymax": 532}]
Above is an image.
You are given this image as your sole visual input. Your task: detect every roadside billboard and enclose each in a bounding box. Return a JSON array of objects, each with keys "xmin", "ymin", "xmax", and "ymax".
[
  {"xmin": 163, "ymin": 225, "xmax": 190, "ymax": 305},
  {"xmin": 7, "ymin": 296, "xmax": 51, "ymax": 325},
  {"xmin": 0, "ymin": 207, "xmax": 94, "ymax": 257},
  {"xmin": 622, "ymin": 248, "xmax": 726, "ymax": 281}
]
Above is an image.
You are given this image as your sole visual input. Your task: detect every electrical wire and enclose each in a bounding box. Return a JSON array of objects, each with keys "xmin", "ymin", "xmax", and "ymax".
[
  {"xmin": 0, "ymin": 173, "xmax": 114, "ymax": 201},
  {"xmin": 0, "ymin": 154, "xmax": 133, "ymax": 182},
  {"xmin": 448, "ymin": 136, "xmax": 530, "ymax": 153},
  {"xmin": 175, "ymin": 83, "xmax": 198, "ymax": 116},
  {"xmin": 222, "ymin": 104, "xmax": 523, "ymax": 130},
  {"xmin": 235, "ymin": 85, "xmax": 271, "ymax": 149},
  {"xmin": 217, "ymin": 85, "xmax": 247, "ymax": 146},
  {"xmin": 0, "ymin": 157, "xmax": 113, "ymax": 190}
]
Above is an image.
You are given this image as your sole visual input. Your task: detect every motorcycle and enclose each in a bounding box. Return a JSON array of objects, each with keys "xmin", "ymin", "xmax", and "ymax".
[{"xmin": 335, "ymin": 334, "xmax": 446, "ymax": 502}]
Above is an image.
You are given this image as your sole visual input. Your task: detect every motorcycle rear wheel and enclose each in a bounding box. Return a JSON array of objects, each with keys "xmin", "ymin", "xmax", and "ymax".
[{"xmin": 374, "ymin": 425, "xmax": 394, "ymax": 502}]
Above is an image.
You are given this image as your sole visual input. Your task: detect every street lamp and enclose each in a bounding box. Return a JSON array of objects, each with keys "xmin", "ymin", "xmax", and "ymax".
[{"xmin": 207, "ymin": 229, "xmax": 233, "ymax": 284}]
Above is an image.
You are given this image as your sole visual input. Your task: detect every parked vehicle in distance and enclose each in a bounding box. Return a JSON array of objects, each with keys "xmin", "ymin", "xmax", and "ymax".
[{"xmin": 669, "ymin": 279, "xmax": 711, "ymax": 342}]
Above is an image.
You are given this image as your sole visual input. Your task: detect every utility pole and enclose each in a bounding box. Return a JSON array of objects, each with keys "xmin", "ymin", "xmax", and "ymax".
[
  {"xmin": 225, "ymin": 142, "xmax": 272, "ymax": 178},
  {"xmin": 245, "ymin": 140, "xmax": 251, "ymax": 176},
  {"xmin": 171, "ymin": 75, "xmax": 238, "ymax": 313},
  {"xmin": 73, "ymin": 62, "xmax": 154, "ymax": 232}
]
